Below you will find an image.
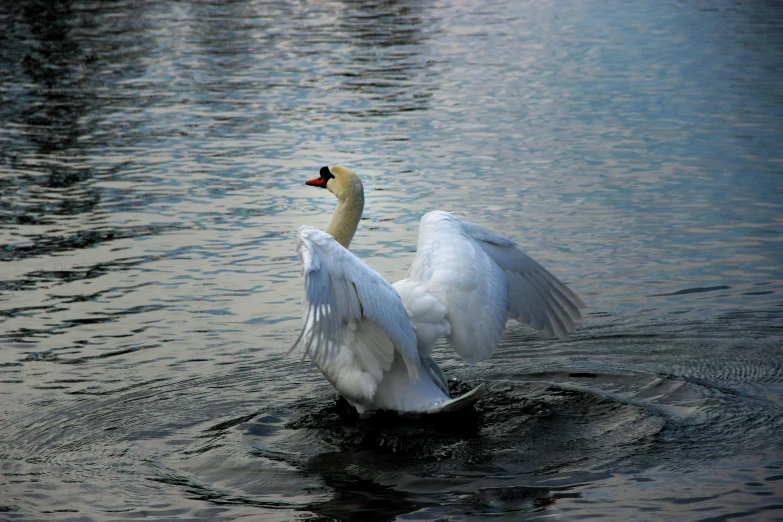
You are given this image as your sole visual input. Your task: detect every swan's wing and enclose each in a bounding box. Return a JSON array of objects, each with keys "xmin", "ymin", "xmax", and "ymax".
[
  {"xmin": 461, "ymin": 219, "xmax": 585, "ymax": 340},
  {"xmin": 405, "ymin": 211, "xmax": 585, "ymax": 365},
  {"xmin": 291, "ymin": 226, "xmax": 419, "ymax": 381},
  {"xmin": 405, "ymin": 211, "xmax": 510, "ymax": 364}
]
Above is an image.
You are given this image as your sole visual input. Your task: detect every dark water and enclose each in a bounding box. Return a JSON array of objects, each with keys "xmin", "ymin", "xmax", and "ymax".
[{"xmin": 1, "ymin": 0, "xmax": 782, "ymax": 520}]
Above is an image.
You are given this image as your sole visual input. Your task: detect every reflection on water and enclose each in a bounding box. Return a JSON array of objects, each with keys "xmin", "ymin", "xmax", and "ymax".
[{"xmin": 1, "ymin": 0, "xmax": 782, "ymax": 520}]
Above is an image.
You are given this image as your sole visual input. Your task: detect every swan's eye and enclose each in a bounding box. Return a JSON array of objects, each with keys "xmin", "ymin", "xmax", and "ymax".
[{"xmin": 319, "ymin": 166, "xmax": 335, "ymax": 182}]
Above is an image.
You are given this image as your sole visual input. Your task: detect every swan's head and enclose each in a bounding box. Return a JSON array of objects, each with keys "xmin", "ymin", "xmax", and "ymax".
[{"xmin": 306, "ymin": 166, "xmax": 363, "ymax": 202}]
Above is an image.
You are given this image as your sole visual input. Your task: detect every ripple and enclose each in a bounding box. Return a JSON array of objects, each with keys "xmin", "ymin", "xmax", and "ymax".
[{"xmin": 652, "ymin": 285, "xmax": 732, "ymax": 297}]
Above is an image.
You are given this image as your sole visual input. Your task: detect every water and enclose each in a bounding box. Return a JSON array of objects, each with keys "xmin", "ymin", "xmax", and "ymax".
[{"xmin": 1, "ymin": 0, "xmax": 782, "ymax": 520}]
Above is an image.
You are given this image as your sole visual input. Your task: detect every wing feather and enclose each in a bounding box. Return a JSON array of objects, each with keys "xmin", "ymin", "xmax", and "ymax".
[
  {"xmin": 405, "ymin": 211, "xmax": 508, "ymax": 364},
  {"xmin": 291, "ymin": 226, "xmax": 419, "ymax": 382},
  {"xmin": 462, "ymin": 218, "xmax": 585, "ymax": 340},
  {"xmin": 403, "ymin": 211, "xmax": 585, "ymax": 365}
]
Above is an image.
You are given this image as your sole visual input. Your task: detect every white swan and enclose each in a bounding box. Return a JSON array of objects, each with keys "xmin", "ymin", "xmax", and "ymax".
[{"xmin": 291, "ymin": 166, "xmax": 584, "ymax": 414}]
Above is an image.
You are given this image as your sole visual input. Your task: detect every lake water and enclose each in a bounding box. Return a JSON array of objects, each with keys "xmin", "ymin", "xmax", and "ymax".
[{"xmin": 1, "ymin": 0, "xmax": 782, "ymax": 520}]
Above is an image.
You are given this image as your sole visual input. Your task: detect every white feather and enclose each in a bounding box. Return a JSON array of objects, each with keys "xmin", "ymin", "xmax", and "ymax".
[{"xmin": 292, "ymin": 227, "xmax": 419, "ymax": 386}]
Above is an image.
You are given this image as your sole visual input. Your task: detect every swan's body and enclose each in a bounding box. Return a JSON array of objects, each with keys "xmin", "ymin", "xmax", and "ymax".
[{"xmin": 291, "ymin": 166, "xmax": 584, "ymax": 414}]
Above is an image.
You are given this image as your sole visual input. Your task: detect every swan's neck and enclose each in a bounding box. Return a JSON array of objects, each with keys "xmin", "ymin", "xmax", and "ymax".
[{"xmin": 325, "ymin": 188, "xmax": 364, "ymax": 249}]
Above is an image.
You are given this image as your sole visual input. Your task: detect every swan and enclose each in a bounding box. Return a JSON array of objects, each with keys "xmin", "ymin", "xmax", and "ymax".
[{"xmin": 291, "ymin": 166, "xmax": 585, "ymax": 414}]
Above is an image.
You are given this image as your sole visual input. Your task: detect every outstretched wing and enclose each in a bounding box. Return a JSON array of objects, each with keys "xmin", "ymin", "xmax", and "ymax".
[
  {"xmin": 462, "ymin": 219, "xmax": 585, "ymax": 339},
  {"xmin": 291, "ymin": 226, "xmax": 419, "ymax": 382},
  {"xmin": 404, "ymin": 211, "xmax": 584, "ymax": 365},
  {"xmin": 404, "ymin": 211, "xmax": 509, "ymax": 364}
]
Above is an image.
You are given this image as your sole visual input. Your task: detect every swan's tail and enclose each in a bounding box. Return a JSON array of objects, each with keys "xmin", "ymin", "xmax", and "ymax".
[{"xmin": 423, "ymin": 384, "xmax": 486, "ymax": 413}]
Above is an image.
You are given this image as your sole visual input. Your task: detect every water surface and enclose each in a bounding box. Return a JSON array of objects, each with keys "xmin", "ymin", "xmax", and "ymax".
[{"xmin": 1, "ymin": 0, "xmax": 782, "ymax": 520}]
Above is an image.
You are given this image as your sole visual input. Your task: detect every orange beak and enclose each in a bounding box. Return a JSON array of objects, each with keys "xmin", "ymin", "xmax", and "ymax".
[{"xmin": 305, "ymin": 176, "xmax": 328, "ymax": 188}]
